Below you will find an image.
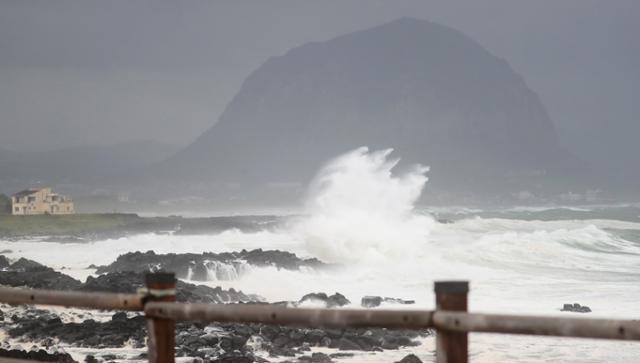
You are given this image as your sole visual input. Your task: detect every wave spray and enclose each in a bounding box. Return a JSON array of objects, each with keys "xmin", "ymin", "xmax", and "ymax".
[{"xmin": 295, "ymin": 147, "xmax": 434, "ymax": 264}]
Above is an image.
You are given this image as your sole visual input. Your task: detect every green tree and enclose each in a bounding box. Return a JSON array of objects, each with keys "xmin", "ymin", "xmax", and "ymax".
[{"xmin": 0, "ymin": 194, "xmax": 11, "ymax": 214}]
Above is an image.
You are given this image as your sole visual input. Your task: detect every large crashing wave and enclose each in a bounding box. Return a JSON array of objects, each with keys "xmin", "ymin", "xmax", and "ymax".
[{"xmin": 295, "ymin": 147, "xmax": 435, "ymax": 264}]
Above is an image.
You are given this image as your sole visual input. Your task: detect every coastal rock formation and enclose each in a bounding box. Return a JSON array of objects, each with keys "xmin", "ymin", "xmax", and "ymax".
[
  {"xmin": 0, "ymin": 257, "xmax": 429, "ymax": 361},
  {"xmin": 95, "ymin": 249, "xmax": 327, "ymax": 281},
  {"xmin": 395, "ymin": 354, "xmax": 424, "ymax": 363},
  {"xmin": 561, "ymin": 303, "xmax": 592, "ymax": 313},
  {"xmin": 0, "ymin": 258, "xmax": 83, "ymax": 290},
  {"xmin": 0, "ymin": 348, "xmax": 76, "ymax": 363},
  {"xmin": 7, "ymin": 310, "xmax": 146, "ymax": 348},
  {"xmin": 361, "ymin": 296, "xmax": 416, "ymax": 308},
  {"xmin": 81, "ymin": 271, "xmax": 261, "ymax": 303},
  {"xmin": 0, "ymin": 256, "xmax": 262, "ymax": 303},
  {"xmin": 0, "ymin": 255, "xmax": 10, "ymax": 269},
  {"xmin": 4, "ymin": 307, "xmax": 429, "ymax": 360},
  {"xmin": 290, "ymin": 352, "xmax": 334, "ymax": 363},
  {"xmin": 298, "ymin": 293, "xmax": 350, "ymax": 308}
]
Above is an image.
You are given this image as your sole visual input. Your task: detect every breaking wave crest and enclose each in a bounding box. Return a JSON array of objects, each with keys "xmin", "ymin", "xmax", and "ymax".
[{"xmin": 294, "ymin": 147, "xmax": 435, "ymax": 264}]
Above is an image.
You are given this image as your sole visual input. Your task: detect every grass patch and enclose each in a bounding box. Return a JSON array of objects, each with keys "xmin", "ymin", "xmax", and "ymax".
[{"xmin": 0, "ymin": 213, "xmax": 151, "ymax": 237}]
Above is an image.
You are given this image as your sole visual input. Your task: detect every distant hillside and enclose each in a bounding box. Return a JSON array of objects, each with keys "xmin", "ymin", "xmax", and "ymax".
[
  {"xmin": 0, "ymin": 140, "xmax": 178, "ymax": 189},
  {"xmin": 158, "ymin": 18, "xmax": 592, "ymax": 202}
]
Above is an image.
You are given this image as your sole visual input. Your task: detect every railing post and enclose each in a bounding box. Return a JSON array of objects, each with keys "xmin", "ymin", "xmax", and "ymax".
[
  {"xmin": 145, "ymin": 272, "xmax": 176, "ymax": 363},
  {"xmin": 435, "ymin": 281, "xmax": 469, "ymax": 363}
]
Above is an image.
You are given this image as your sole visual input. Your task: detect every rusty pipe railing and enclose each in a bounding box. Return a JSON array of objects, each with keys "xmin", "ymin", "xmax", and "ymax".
[
  {"xmin": 0, "ymin": 278, "xmax": 639, "ymax": 363},
  {"xmin": 433, "ymin": 311, "xmax": 640, "ymax": 340},
  {"xmin": 0, "ymin": 286, "xmax": 143, "ymax": 311},
  {"xmin": 144, "ymin": 302, "xmax": 435, "ymax": 329}
]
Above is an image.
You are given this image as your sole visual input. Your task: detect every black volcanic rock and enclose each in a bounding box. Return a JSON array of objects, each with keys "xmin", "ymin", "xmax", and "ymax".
[
  {"xmin": 8, "ymin": 310, "xmax": 146, "ymax": 348},
  {"xmin": 0, "ymin": 348, "xmax": 76, "ymax": 363},
  {"xmin": 299, "ymin": 292, "xmax": 350, "ymax": 308},
  {"xmin": 561, "ymin": 303, "xmax": 592, "ymax": 313},
  {"xmin": 161, "ymin": 17, "xmax": 585, "ymax": 200},
  {"xmin": 96, "ymin": 249, "xmax": 326, "ymax": 281},
  {"xmin": 10, "ymin": 257, "xmax": 46, "ymax": 271},
  {"xmin": 8, "ymin": 308, "xmax": 429, "ymax": 357},
  {"xmin": 0, "ymin": 255, "xmax": 10, "ymax": 269},
  {"xmin": 80, "ymin": 271, "xmax": 261, "ymax": 303},
  {"xmin": 396, "ymin": 354, "xmax": 423, "ymax": 363},
  {"xmin": 361, "ymin": 296, "xmax": 415, "ymax": 308},
  {"xmin": 0, "ymin": 256, "xmax": 261, "ymax": 303},
  {"xmin": 0, "ymin": 257, "xmax": 83, "ymax": 290}
]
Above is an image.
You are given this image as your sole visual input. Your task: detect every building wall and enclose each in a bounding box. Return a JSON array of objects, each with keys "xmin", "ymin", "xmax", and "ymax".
[{"xmin": 11, "ymin": 188, "xmax": 75, "ymax": 215}]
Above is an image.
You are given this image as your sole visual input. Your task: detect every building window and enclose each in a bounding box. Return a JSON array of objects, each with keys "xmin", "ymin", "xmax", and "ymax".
[{"xmin": 14, "ymin": 207, "xmax": 18, "ymax": 212}]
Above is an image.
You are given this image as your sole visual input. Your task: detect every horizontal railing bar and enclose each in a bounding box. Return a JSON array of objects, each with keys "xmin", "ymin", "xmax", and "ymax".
[
  {"xmin": 144, "ymin": 302, "xmax": 435, "ymax": 329},
  {"xmin": 0, "ymin": 358, "xmax": 49, "ymax": 363},
  {"xmin": 0, "ymin": 286, "xmax": 144, "ymax": 311},
  {"xmin": 0, "ymin": 358, "xmax": 48, "ymax": 363},
  {"xmin": 145, "ymin": 301, "xmax": 640, "ymax": 341},
  {"xmin": 433, "ymin": 311, "xmax": 640, "ymax": 341},
  {"xmin": 0, "ymin": 286, "xmax": 638, "ymax": 342}
]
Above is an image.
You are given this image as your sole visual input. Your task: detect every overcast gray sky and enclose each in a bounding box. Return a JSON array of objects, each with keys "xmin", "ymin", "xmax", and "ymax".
[{"xmin": 1, "ymin": 0, "xmax": 638, "ymax": 170}]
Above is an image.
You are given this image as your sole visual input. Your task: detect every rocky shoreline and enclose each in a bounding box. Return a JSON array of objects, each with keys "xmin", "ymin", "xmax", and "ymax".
[
  {"xmin": 1, "ymin": 305, "xmax": 429, "ymax": 363},
  {"xmin": 95, "ymin": 249, "xmax": 328, "ymax": 281},
  {"xmin": 0, "ymin": 251, "xmax": 430, "ymax": 362}
]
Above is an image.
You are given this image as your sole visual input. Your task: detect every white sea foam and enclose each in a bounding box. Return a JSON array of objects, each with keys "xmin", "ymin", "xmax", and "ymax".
[
  {"xmin": 2, "ymin": 147, "xmax": 640, "ymax": 362},
  {"xmin": 293, "ymin": 147, "xmax": 434, "ymax": 264}
]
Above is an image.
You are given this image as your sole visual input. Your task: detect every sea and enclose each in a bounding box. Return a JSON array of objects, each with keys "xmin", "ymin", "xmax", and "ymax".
[{"xmin": 2, "ymin": 147, "xmax": 640, "ymax": 362}]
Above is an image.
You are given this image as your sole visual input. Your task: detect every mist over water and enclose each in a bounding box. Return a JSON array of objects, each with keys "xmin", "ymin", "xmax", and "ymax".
[{"xmin": 296, "ymin": 147, "xmax": 434, "ymax": 264}]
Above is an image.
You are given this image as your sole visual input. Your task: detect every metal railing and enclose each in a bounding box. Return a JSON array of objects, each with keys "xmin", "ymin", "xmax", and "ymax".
[{"xmin": 0, "ymin": 273, "xmax": 638, "ymax": 363}]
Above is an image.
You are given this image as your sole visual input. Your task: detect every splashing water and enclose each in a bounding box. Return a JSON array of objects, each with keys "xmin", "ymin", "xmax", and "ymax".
[
  {"xmin": 3, "ymin": 147, "xmax": 640, "ymax": 361},
  {"xmin": 294, "ymin": 147, "xmax": 435, "ymax": 264}
]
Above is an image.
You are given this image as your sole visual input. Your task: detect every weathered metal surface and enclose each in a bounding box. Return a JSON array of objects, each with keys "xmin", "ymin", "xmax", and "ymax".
[
  {"xmin": 0, "ymin": 286, "xmax": 143, "ymax": 311},
  {"xmin": 145, "ymin": 273, "xmax": 176, "ymax": 363},
  {"xmin": 0, "ymin": 279, "xmax": 638, "ymax": 363},
  {"xmin": 0, "ymin": 358, "xmax": 48, "ymax": 363},
  {"xmin": 435, "ymin": 281, "xmax": 469, "ymax": 363},
  {"xmin": 433, "ymin": 311, "xmax": 640, "ymax": 341},
  {"xmin": 0, "ymin": 357, "xmax": 49, "ymax": 363},
  {"xmin": 144, "ymin": 302, "xmax": 436, "ymax": 329}
]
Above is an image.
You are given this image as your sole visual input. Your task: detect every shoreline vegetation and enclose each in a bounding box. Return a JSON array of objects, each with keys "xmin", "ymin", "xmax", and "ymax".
[{"xmin": 0, "ymin": 213, "xmax": 281, "ymax": 240}]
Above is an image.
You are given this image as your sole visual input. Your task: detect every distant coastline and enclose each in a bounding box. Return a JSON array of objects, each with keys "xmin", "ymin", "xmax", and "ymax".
[{"xmin": 0, "ymin": 213, "xmax": 282, "ymax": 241}]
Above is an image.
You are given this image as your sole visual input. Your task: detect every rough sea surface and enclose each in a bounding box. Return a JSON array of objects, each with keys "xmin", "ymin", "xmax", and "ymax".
[{"xmin": 2, "ymin": 148, "xmax": 640, "ymax": 362}]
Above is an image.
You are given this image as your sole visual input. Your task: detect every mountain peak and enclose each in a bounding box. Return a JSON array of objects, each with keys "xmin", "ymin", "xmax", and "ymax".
[{"xmin": 163, "ymin": 18, "xmax": 580, "ymax": 201}]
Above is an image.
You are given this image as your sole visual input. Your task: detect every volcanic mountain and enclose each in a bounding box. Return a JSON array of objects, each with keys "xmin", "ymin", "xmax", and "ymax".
[{"xmin": 161, "ymin": 17, "xmax": 586, "ymax": 201}]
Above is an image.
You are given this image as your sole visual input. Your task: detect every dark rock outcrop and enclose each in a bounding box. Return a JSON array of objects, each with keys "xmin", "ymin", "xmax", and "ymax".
[
  {"xmin": 298, "ymin": 292, "xmax": 350, "ymax": 308},
  {"xmin": 361, "ymin": 296, "xmax": 415, "ymax": 308},
  {"xmin": 0, "ymin": 255, "xmax": 10, "ymax": 269},
  {"xmin": 561, "ymin": 303, "xmax": 592, "ymax": 313},
  {"xmin": 0, "ymin": 348, "xmax": 76, "ymax": 363},
  {"xmin": 0, "ymin": 255, "xmax": 262, "ymax": 303},
  {"xmin": 396, "ymin": 354, "xmax": 424, "ymax": 363},
  {"xmin": 0, "ymin": 257, "xmax": 82, "ymax": 290},
  {"xmin": 81, "ymin": 271, "xmax": 261, "ymax": 303},
  {"xmin": 6, "ymin": 308, "xmax": 430, "ymax": 358},
  {"xmin": 294, "ymin": 352, "xmax": 333, "ymax": 363},
  {"xmin": 174, "ymin": 323, "xmax": 427, "ymax": 359},
  {"xmin": 8, "ymin": 309, "xmax": 146, "ymax": 348},
  {"xmin": 95, "ymin": 249, "xmax": 327, "ymax": 281},
  {"xmin": 0, "ymin": 256, "xmax": 428, "ymax": 361}
]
